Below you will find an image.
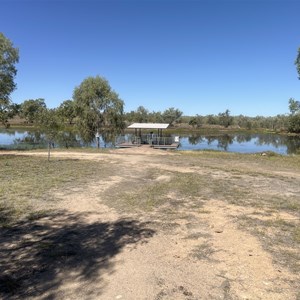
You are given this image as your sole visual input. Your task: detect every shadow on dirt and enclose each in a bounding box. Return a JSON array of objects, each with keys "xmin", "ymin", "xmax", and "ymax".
[{"xmin": 0, "ymin": 211, "xmax": 155, "ymax": 299}]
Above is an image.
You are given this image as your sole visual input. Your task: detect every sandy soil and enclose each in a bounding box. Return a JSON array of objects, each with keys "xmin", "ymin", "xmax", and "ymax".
[{"xmin": 1, "ymin": 147, "xmax": 299, "ymax": 300}]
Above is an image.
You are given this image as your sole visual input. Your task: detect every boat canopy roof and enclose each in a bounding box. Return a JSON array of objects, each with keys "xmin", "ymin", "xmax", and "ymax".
[{"xmin": 127, "ymin": 123, "xmax": 169, "ymax": 129}]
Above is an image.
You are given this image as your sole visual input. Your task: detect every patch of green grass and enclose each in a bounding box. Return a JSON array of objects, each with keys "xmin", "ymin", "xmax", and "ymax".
[
  {"xmin": 27, "ymin": 210, "xmax": 52, "ymax": 221},
  {"xmin": 238, "ymin": 215, "xmax": 300, "ymax": 273},
  {"xmin": 120, "ymin": 179, "xmax": 173, "ymax": 212},
  {"xmin": 292, "ymin": 227, "xmax": 300, "ymax": 243},
  {"xmin": 0, "ymin": 154, "xmax": 115, "ymax": 226},
  {"xmin": 179, "ymin": 149, "xmax": 300, "ymax": 173}
]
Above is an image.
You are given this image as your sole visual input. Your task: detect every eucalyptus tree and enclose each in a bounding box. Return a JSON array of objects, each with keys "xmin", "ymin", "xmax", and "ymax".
[
  {"xmin": 135, "ymin": 106, "xmax": 149, "ymax": 123},
  {"xmin": 207, "ymin": 114, "xmax": 218, "ymax": 125},
  {"xmin": 37, "ymin": 108, "xmax": 64, "ymax": 161},
  {"xmin": 288, "ymin": 113, "xmax": 300, "ymax": 133},
  {"xmin": 162, "ymin": 107, "xmax": 183, "ymax": 125},
  {"xmin": 0, "ymin": 103, "xmax": 19, "ymax": 127},
  {"xmin": 218, "ymin": 109, "xmax": 233, "ymax": 128},
  {"xmin": 288, "ymin": 98, "xmax": 300, "ymax": 115},
  {"xmin": 295, "ymin": 47, "xmax": 300, "ymax": 79},
  {"xmin": 73, "ymin": 76, "xmax": 124, "ymax": 144},
  {"xmin": 57, "ymin": 99, "xmax": 76, "ymax": 125},
  {"xmin": 149, "ymin": 111, "xmax": 164, "ymax": 123},
  {"xmin": 21, "ymin": 98, "xmax": 47, "ymax": 123},
  {"xmin": 0, "ymin": 33, "xmax": 19, "ymax": 127},
  {"xmin": 287, "ymin": 47, "xmax": 300, "ymax": 133},
  {"xmin": 189, "ymin": 114, "xmax": 204, "ymax": 128}
]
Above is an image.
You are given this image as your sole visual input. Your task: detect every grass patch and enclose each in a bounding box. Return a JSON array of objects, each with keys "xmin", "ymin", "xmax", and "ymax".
[
  {"xmin": 0, "ymin": 154, "xmax": 115, "ymax": 226},
  {"xmin": 1, "ymin": 149, "xmax": 299, "ymax": 277},
  {"xmin": 102, "ymin": 170, "xmax": 210, "ymax": 214},
  {"xmin": 191, "ymin": 243, "xmax": 218, "ymax": 261},
  {"xmin": 238, "ymin": 215, "xmax": 300, "ymax": 273}
]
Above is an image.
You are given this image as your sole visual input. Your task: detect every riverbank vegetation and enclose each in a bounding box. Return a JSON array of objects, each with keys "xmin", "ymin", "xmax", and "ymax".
[{"xmin": 2, "ymin": 104, "xmax": 297, "ymax": 134}]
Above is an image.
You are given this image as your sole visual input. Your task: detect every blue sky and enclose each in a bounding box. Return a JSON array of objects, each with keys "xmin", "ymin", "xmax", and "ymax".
[{"xmin": 1, "ymin": 0, "xmax": 299, "ymax": 116}]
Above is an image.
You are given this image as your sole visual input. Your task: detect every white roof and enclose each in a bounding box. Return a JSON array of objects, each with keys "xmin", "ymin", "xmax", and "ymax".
[{"xmin": 128, "ymin": 123, "xmax": 169, "ymax": 129}]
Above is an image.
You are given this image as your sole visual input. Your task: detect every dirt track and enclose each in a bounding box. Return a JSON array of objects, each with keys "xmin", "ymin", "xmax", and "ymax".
[{"xmin": 1, "ymin": 148, "xmax": 299, "ymax": 299}]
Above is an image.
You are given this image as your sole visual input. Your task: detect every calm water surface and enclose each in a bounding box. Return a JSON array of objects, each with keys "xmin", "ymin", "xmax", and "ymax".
[{"xmin": 0, "ymin": 129, "xmax": 299, "ymax": 155}]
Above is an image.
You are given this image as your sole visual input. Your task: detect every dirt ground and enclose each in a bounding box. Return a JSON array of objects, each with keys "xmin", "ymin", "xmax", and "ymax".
[{"xmin": 1, "ymin": 147, "xmax": 299, "ymax": 300}]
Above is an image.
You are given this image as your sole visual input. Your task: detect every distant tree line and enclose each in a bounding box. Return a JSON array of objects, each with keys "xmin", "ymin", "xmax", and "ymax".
[
  {"xmin": 187, "ymin": 112, "xmax": 289, "ymax": 131},
  {"xmin": 288, "ymin": 46, "xmax": 300, "ymax": 133},
  {"xmin": 124, "ymin": 107, "xmax": 290, "ymax": 132},
  {"xmin": 12, "ymin": 99, "xmax": 294, "ymax": 133},
  {"xmin": 124, "ymin": 106, "xmax": 182, "ymax": 126}
]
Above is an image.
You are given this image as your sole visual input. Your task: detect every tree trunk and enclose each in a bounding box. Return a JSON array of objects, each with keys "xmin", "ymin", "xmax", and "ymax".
[{"xmin": 48, "ymin": 142, "xmax": 51, "ymax": 161}]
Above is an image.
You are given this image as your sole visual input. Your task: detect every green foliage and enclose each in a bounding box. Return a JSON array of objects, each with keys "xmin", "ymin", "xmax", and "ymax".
[
  {"xmin": 288, "ymin": 98, "xmax": 300, "ymax": 115},
  {"xmin": 218, "ymin": 109, "xmax": 233, "ymax": 128},
  {"xmin": 124, "ymin": 106, "xmax": 183, "ymax": 125},
  {"xmin": 295, "ymin": 47, "xmax": 300, "ymax": 80},
  {"xmin": 36, "ymin": 108, "xmax": 65, "ymax": 160},
  {"xmin": 0, "ymin": 103, "xmax": 19, "ymax": 127},
  {"xmin": 73, "ymin": 76, "xmax": 124, "ymax": 143},
  {"xmin": 38, "ymin": 108, "xmax": 62, "ymax": 135},
  {"xmin": 0, "ymin": 33, "xmax": 19, "ymax": 103},
  {"xmin": 125, "ymin": 107, "xmax": 165, "ymax": 123},
  {"xmin": 189, "ymin": 114, "xmax": 204, "ymax": 128},
  {"xmin": 286, "ymin": 48, "xmax": 300, "ymax": 134},
  {"xmin": 207, "ymin": 114, "xmax": 218, "ymax": 125},
  {"xmin": 0, "ymin": 33, "xmax": 19, "ymax": 126},
  {"xmin": 151, "ymin": 111, "xmax": 164, "ymax": 123},
  {"xmin": 124, "ymin": 108, "xmax": 290, "ymax": 131},
  {"xmin": 21, "ymin": 98, "xmax": 47, "ymax": 123},
  {"xmin": 57, "ymin": 99, "xmax": 76, "ymax": 124},
  {"xmin": 162, "ymin": 107, "xmax": 183, "ymax": 125},
  {"xmin": 135, "ymin": 106, "xmax": 149, "ymax": 122},
  {"xmin": 288, "ymin": 114, "xmax": 300, "ymax": 133},
  {"xmin": 288, "ymin": 48, "xmax": 300, "ymax": 133}
]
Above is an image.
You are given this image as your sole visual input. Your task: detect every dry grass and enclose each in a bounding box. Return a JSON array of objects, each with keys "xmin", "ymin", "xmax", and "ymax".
[
  {"xmin": 0, "ymin": 154, "xmax": 115, "ymax": 226},
  {"xmin": 1, "ymin": 150, "xmax": 299, "ymax": 276}
]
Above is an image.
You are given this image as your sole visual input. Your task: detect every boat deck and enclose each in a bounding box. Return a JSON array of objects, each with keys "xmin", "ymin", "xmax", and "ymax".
[
  {"xmin": 153, "ymin": 143, "xmax": 179, "ymax": 149},
  {"xmin": 117, "ymin": 142, "xmax": 179, "ymax": 150},
  {"xmin": 116, "ymin": 142, "xmax": 141, "ymax": 148}
]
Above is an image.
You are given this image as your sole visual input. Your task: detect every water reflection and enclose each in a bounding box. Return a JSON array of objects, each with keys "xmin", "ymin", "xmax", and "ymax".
[
  {"xmin": 54, "ymin": 131, "xmax": 81, "ymax": 148},
  {"xmin": 14, "ymin": 131, "xmax": 46, "ymax": 148},
  {"xmin": 188, "ymin": 134, "xmax": 204, "ymax": 145},
  {"xmin": 188, "ymin": 134, "xmax": 235, "ymax": 151},
  {"xmin": 180, "ymin": 133, "xmax": 300, "ymax": 155},
  {"xmin": 0, "ymin": 129, "xmax": 299, "ymax": 155}
]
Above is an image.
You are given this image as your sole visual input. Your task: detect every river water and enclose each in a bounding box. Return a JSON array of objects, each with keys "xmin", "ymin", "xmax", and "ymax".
[{"xmin": 0, "ymin": 129, "xmax": 299, "ymax": 155}]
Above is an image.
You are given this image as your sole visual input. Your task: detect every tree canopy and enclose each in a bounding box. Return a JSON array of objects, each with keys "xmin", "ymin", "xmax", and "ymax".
[
  {"xmin": 288, "ymin": 98, "xmax": 300, "ymax": 115},
  {"xmin": 0, "ymin": 33, "xmax": 19, "ymax": 127},
  {"xmin": 57, "ymin": 99, "xmax": 76, "ymax": 125},
  {"xmin": 218, "ymin": 109, "xmax": 233, "ymax": 128},
  {"xmin": 0, "ymin": 33, "xmax": 19, "ymax": 103},
  {"xmin": 73, "ymin": 76, "xmax": 124, "ymax": 143},
  {"xmin": 36, "ymin": 108, "xmax": 64, "ymax": 160},
  {"xmin": 162, "ymin": 107, "xmax": 183, "ymax": 125},
  {"xmin": 295, "ymin": 47, "xmax": 300, "ymax": 80},
  {"xmin": 287, "ymin": 47, "xmax": 300, "ymax": 133},
  {"xmin": 21, "ymin": 98, "xmax": 47, "ymax": 123}
]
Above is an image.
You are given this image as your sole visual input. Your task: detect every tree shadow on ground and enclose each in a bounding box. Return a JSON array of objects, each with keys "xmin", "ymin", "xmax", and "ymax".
[{"xmin": 0, "ymin": 211, "xmax": 155, "ymax": 299}]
